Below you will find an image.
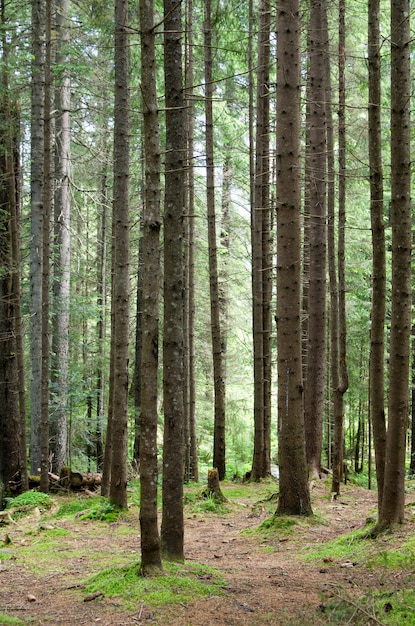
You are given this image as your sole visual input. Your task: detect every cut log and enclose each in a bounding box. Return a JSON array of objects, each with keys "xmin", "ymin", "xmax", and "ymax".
[{"xmin": 59, "ymin": 468, "xmax": 102, "ymax": 490}]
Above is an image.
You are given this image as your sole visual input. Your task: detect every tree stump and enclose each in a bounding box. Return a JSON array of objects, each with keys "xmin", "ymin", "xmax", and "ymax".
[{"xmin": 202, "ymin": 468, "xmax": 226, "ymax": 502}]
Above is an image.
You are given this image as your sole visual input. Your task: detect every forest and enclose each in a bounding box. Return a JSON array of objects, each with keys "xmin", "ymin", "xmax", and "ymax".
[{"xmin": 0, "ymin": 0, "xmax": 414, "ymax": 595}]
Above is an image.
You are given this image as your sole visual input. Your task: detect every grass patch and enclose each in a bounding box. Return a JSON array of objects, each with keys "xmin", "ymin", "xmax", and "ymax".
[
  {"xmin": 303, "ymin": 528, "xmax": 373, "ymax": 564},
  {"xmin": 82, "ymin": 560, "xmax": 227, "ymax": 610},
  {"xmin": 54, "ymin": 497, "xmax": 121, "ymax": 523},
  {"xmin": 369, "ymin": 535, "xmax": 415, "ymax": 570},
  {"xmin": 5, "ymin": 491, "xmax": 54, "ymax": 519},
  {"xmin": 184, "ymin": 492, "xmax": 231, "ymax": 515},
  {"xmin": 321, "ymin": 588, "xmax": 415, "ymax": 625},
  {"xmin": 0, "ymin": 614, "xmax": 24, "ymax": 625}
]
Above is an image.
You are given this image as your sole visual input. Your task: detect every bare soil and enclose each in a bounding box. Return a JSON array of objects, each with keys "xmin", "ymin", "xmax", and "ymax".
[{"xmin": 1, "ymin": 481, "xmax": 414, "ymax": 625}]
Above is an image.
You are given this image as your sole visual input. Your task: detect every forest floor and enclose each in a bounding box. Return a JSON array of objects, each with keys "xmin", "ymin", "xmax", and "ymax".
[{"xmin": 1, "ymin": 478, "xmax": 415, "ymax": 625}]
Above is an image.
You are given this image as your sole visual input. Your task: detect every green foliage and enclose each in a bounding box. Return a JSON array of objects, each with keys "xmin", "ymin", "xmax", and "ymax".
[
  {"xmin": 321, "ymin": 589, "xmax": 415, "ymax": 625},
  {"xmin": 303, "ymin": 528, "xmax": 373, "ymax": 564},
  {"xmin": 369, "ymin": 536, "xmax": 415, "ymax": 570},
  {"xmin": 5, "ymin": 490, "xmax": 54, "ymax": 515},
  {"xmin": 54, "ymin": 496, "xmax": 122, "ymax": 523},
  {"xmin": 83, "ymin": 561, "xmax": 227, "ymax": 610},
  {"xmin": 0, "ymin": 614, "xmax": 24, "ymax": 625},
  {"xmin": 184, "ymin": 492, "xmax": 230, "ymax": 515}
]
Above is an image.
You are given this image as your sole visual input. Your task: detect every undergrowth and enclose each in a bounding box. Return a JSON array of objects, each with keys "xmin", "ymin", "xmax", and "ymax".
[{"xmin": 82, "ymin": 560, "xmax": 227, "ymax": 610}]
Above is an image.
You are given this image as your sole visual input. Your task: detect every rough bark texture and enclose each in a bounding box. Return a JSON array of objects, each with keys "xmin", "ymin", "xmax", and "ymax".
[
  {"xmin": 368, "ymin": 0, "xmax": 386, "ymax": 511},
  {"xmin": 331, "ymin": 0, "xmax": 349, "ymax": 496},
  {"xmin": 51, "ymin": 0, "xmax": 71, "ymax": 475},
  {"xmin": 108, "ymin": 0, "xmax": 130, "ymax": 509},
  {"xmin": 304, "ymin": 0, "xmax": 327, "ymax": 480},
  {"xmin": 139, "ymin": 0, "xmax": 163, "ymax": 574},
  {"xmin": 161, "ymin": 0, "xmax": 185, "ymax": 561},
  {"xmin": 0, "ymin": 93, "xmax": 21, "ymax": 507},
  {"xmin": 378, "ymin": 0, "xmax": 411, "ymax": 528},
  {"xmin": 275, "ymin": 0, "xmax": 312, "ymax": 516},
  {"xmin": 184, "ymin": 0, "xmax": 198, "ymax": 482},
  {"xmin": 204, "ymin": 0, "xmax": 226, "ymax": 481},
  {"xmin": 251, "ymin": 0, "xmax": 270, "ymax": 481},
  {"xmin": 30, "ymin": 0, "xmax": 45, "ymax": 474}
]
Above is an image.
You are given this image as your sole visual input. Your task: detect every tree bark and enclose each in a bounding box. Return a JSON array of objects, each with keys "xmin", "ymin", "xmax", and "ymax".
[
  {"xmin": 139, "ymin": 0, "xmax": 163, "ymax": 575},
  {"xmin": 378, "ymin": 0, "xmax": 411, "ymax": 529},
  {"xmin": 30, "ymin": 0, "xmax": 45, "ymax": 475},
  {"xmin": 331, "ymin": 0, "xmax": 349, "ymax": 496},
  {"xmin": 161, "ymin": 0, "xmax": 186, "ymax": 561},
  {"xmin": 108, "ymin": 0, "xmax": 130, "ymax": 509},
  {"xmin": 204, "ymin": 0, "xmax": 226, "ymax": 481},
  {"xmin": 275, "ymin": 0, "xmax": 312, "ymax": 516},
  {"xmin": 368, "ymin": 0, "xmax": 386, "ymax": 511},
  {"xmin": 304, "ymin": 0, "xmax": 327, "ymax": 480},
  {"xmin": 251, "ymin": 0, "xmax": 271, "ymax": 481},
  {"xmin": 51, "ymin": 0, "xmax": 71, "ymax": 475}
]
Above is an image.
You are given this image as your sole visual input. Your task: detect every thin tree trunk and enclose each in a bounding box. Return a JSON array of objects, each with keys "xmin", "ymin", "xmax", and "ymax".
[
  {"xmin": 51, "ymin": 0, "xmax": 71, "ymax": 475},
  {"xmin": 161, "ymin": 0, "xmax": 186, "ymax": 561},
  {"xmin": 204, "ymin": 0, "xmax": 226, "ymax": 481},
  {"xmin": 185, "ymin": 0, "xmax": 198, "ymax": 482},
  {"xmin": 331, "ymin": 0, "xmax": 349, "ymax": 496},
  {"xmin": 378, "ymin": 0, "xmax": 411, "ymax": 529},
  {"xmin": 139, "ymin": 0, "xmax": 162, "ymax": 574},
  {"xmin": 0, "ymin": 8, "xmax": 22, "ymax": 500},
  {"xmin": 40, "ymin": 0, "xmax": 53, "ymax": 493},
  {"xmin": 275, "ymin": 0, "xmax": 312, "ymax": 516},
  {"xmin": 251, "ymin": 0, "xmax": 270, "ymax": 481},
  {"xmin": 30, "ymin": 0, "xmax": 45, "ymax": 475},
  {"xmin": 368, "ymin": 0, "xmax": 386, "ymax": 510},
  {"xmin": 304, "ymin": 0, "xmax": 327, "ymax": 480},
  {"xmin": 108, "ymin": 0, "xmax": 130, "ymax": 509}
]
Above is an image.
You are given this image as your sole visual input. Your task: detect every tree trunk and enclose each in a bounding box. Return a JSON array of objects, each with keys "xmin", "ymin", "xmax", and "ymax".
[
  {"xmin": 30, "ymin": 0, "xmax": 45, "ymax": 475},
  {"xmin": 275, "ymin": 0, "xmax": 312, "ymax": 517},
  {"xmin": 161, "ymin": 0, "xmax": 186, "ymax": 561},
  {"xmin": 108, "ymin": 0, "xmax": 130, "ymax": 509},
  {"xmin": 331, "ymin": 0, "xmax": 349, "ymax": 496},
  {"xmin": 0, "ymin": 33, "xmax": 22, "ymax": 504},
  {"xmin": 368, "ymin": 0, "xmax": 386, "ymax": 511},
  {"xmin": 378, "ymin": 0, "xmax": 411, "ymax": 529},
  {"xmin": 184, "ymin": 0, "xmax": 198, "ymax": 482},
  {"xmin": 251, "ymin": 0, "xmax": 270, "ymax": 481},
  {"xmin": 204, "ymin": 0, "xmax": 226, "ymax": 481},
  {"xmin": 40, "ymin": 0, "xmax": 53, "ymax": 493},
  {"xmin": 139, "ymin": 0, "xmax": 163, "ymax": 575},
  {"xmin": 304, "ymin": 0, "xmax": 327, "ymax": 480},
  {"xmin": 51, "ymin": 0, "xmax": 71, "ymax": 475}
]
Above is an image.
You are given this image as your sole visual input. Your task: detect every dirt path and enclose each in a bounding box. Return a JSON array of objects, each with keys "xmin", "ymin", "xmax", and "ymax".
[{"xmin": 0, "ymin": 482, "xmax": 407, "ymax": 625}]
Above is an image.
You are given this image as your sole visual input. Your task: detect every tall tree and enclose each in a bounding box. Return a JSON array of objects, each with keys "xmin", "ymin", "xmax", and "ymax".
[
  {"xmin": 40, "ymin": 0, "xmax": 53, "ymax": 492},
  {"xmin": 50, "ymin": 0, "xmax": 71, "ymax": 474},
  {"xmin": 161, "ymin": 0, "xmax": 186, "ymax": 560},
  {"xmin": 0, "ymin": 11, "xmax": 22, "ymax": 503},
  {"xmin": 139, "ymin": 0, "xmax": 163, "ymax": 574},
  {"xmin": 331, "ymin": 0, "xmax": 349, "ymax": 495},
  {"xmin": 184, "ymin": 0, "xmax": 198, "ymax": 482},
  {"xmin": 30, "ymin": 0, "xmax": 45, "ymax": 474},
  {"xmin": 108, "ymin": 0, "xmax": 130, "ymax": 509},
  {"xmin": 275, "ymin": 0, "xmax": 312, "ymax": 516},
  {"xmin": 368, "ymin": 0, "xmax": 386, "ymax": 510},
  {"xmin": 377, "ymin": 0, "xmax": 411, "ymax": 529},
  {"xmin": 304, "ymin": 0, "xmax": 327, "ymax": 480},
  {"xmin": 204, "ymin": 0, "xmax": 226, "ymax": 481},
  {"xmin": 251, "ymin": 0, "xmax": 271, "ymax": 481}
]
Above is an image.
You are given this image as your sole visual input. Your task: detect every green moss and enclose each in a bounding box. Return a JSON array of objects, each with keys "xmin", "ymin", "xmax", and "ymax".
[
  {"xmin": 82, "ymin": 561, "xmax": 227, "ymax": 610},
  {"xmin": 0, "ymin": 614, "xmax": 24, "ymax": 625},
  {"xmin": 5, "ymin": 490, "xmax": 54, "ymax": 515},
  {"xmin": 303, "ymin": 528, "xmax": 373, "ymax": 564}
]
